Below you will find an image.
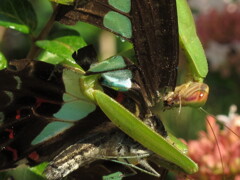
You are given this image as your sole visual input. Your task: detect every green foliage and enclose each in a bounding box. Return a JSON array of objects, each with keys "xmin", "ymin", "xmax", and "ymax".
[
  {"xmin": 103, "ymin": 171, "xmax": 124, "ymax": 180},
  {"xmin": 30, "ymin": 163, "xmax": 49, "ymax": 177},
  {"xmin": 0, "ymin": 166, "xmax": 46, "ymax": 180},
  {"xmin": 50, "ymin": 0, "xmax": 74, "ymax": 5},
  {"xmin": 36, "ymin": 27, "xmax": 87, "ymax": 65},
  {"xmin": 0, "ymin": 52, "xmax": 7, "ymax": 70},
  {"xmin": 0, "ymin": 0, "xmax": 37, "ymax": 34}
]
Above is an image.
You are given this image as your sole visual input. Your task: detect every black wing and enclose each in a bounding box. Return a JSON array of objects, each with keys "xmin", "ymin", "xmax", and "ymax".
[
  {"xmin": 0, "ymin": 59, "xmax": 106, "ymax": 169},
  {"xmin": 56, "ymin": 0, "xmax": 179, "ymax": 105}
]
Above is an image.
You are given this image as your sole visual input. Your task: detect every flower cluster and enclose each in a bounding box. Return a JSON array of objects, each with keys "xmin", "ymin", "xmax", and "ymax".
[
  {"xmin": 187, "ymin": 105, "xmax": 240, "ymax": 179},
  {"xmin": 196, "ymin": 5, "xmax": 240, "ymax": 47},
  {"xmin": 194, "ymin": 3, "xmax": 240, "ymax": 76}
]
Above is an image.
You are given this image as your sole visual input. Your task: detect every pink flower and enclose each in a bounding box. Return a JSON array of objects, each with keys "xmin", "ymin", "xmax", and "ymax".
[
  {"xmin": 195, "ymin": 4, "xmax": 240, "ymax": 77},
  {"xmin": 196, "ymin": 5, "xmax": 240, "ymax": 47},
  {"xmin": 186, "ymin": 105, "xmax": 240, "ymax": 179}
]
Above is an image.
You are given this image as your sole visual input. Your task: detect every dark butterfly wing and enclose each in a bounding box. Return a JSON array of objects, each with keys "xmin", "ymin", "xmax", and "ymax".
[
  {"xmin": 130, "ymin": 1, "xmax": 179, "ymax": 104},
  {"xmin": 72, "ymin": 44, "xmax": 98, "ymax": 71},
  {"xmin": 56, "ymin": 0, "xmax": 179, "ymax": 105},
  {"xmin": 0, "ymin": 59, "xmax": 106, "ymax": 169}
]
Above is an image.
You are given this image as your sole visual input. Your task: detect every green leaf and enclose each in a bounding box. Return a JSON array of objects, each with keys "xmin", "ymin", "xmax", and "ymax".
[
  {"xmin": 177, "ymin": 0, "xmax": 208, "ymax": 82},
  {"xmin": 30, "ymin": 162, "xmax": 48, "ymax": 177},
  {"xmin": 94, "ymin": 90, "xmax": 198, "ymax": 174},
  {"xmin": 0, "ymin": 0, "xmax": 37, "ymax": 34},
  {"xmin": 0, "ymin": 52, "xmax": 7, "ymax": 70},
  {"xmin": 37, "ymin": 51, "xmax": 65, "ymax": 65},
  {"xmin": 0, "ymin": 166, "xmax": 45, "ymax": 180},
  {"xmin": 103, "ymin": 172, "xmax": 123, "ymax": 180},
  {"xmin": 37, "ymin": 50, "xmax": 82, "ymax": 69},
  {"xmin": 50, "ymin": 0, "xmax": 74, "ymax": 5},
  {"xmin": 36, "ymin": 28, "xmax": 87, "ymax": 64}
]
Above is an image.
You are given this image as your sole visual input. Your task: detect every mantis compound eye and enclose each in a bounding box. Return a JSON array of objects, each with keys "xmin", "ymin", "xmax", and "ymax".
[
  {"xmin": 184, "ymin": 89, "xmax": 209, "ymax": 107},
  {"xmin": 181, "ymin": 83, "xmax": 209, "ymax": 107}
]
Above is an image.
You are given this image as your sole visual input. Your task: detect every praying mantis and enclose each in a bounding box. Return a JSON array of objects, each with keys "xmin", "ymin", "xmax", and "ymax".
[
  {"xmin": 0, "ymin": 0, "xmax": 210, "ymax": 179},
  {"xmin": 47, "ymin": 0, "xmax": 209, "ymax": 177}
]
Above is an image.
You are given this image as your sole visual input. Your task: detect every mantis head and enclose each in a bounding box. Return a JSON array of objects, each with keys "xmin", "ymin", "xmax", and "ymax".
[{"xmin": 164, "ymin": 82, "xmax": 209, "ymax": 108}]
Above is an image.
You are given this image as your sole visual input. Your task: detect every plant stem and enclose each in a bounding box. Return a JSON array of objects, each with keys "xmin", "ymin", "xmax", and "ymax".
[{"xmin": 27, "ymin": 4, "xmax": 59, "ymax": 59}]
